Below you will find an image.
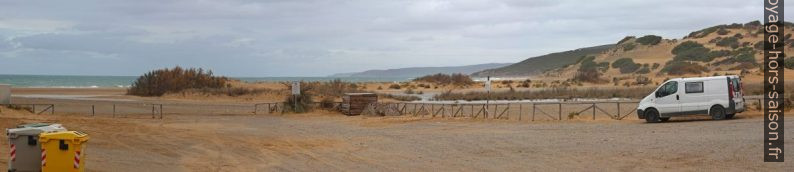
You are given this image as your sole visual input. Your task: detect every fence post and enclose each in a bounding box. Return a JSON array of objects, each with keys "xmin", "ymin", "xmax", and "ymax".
[
  {"xmin": 519, "ymin": 104, "xmax": 523, "ymax": 121},
  {"xmin": 51, "ymin": 105, "xmax": 55, "ymax": 115},
  {"xmin": 151, "ymin": 105, "xmax": 155, "ymax": 119},
  {"xmin": 113, "ymin": 104, "xmax": 116, "ymax": 118},
  {"xmin": 558, "ymin": 103, "xmax": 562, "ymax": 120},
  {"xmin": 532, "ymin": 104, "xmax": 536, "ymax": 121},
  {"xmin": 616, "ymin": 102, "xmax": 621, "ymax": 119},
  {"xmin": 593, "ymin": 103, "xmax": 595, "ymax": 120},
  {"xmin": 470, "ymin": 104, "xmax": 474, "ymax": 117},
  {"xmin": 92, "ymin": 105, "xmax": 95, "ymax": 116},
  {"xmin": 160, "ymin": 104, "xmax": 163, "ymax": 119}
]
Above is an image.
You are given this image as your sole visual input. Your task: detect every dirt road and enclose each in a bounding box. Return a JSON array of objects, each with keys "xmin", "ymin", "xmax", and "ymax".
[{"xmin": 1, "ymin": 107, "xmax": 791, "ymax": 171}]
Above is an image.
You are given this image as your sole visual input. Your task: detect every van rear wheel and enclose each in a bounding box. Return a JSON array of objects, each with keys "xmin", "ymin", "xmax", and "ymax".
[
  {"xmin": 710, "ymin": 105, "xmax": 726, "ymax": 120},
  {"xmin": 645, "ymin": 109, "xmax": 660, "ymax": 123}
]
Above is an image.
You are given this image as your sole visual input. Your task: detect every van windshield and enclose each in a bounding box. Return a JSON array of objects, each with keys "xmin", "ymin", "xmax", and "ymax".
[{"xmin": 657, "ymin": 81, "xmax": 677, "ymax": 97}]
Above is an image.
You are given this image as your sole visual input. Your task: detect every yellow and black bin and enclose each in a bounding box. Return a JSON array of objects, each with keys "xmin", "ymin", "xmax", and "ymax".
[{"xmin": 39, "ymin": 131, "xmax": 89, "ymax": 172}]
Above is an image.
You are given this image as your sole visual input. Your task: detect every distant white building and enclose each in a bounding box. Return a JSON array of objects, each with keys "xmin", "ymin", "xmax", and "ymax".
[{"xmin": 0, "ymin": 84, "xmax": 10, "ymax": 104}]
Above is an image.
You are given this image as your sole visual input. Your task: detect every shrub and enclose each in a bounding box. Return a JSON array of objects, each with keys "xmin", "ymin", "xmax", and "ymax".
[
  {"xmin": 312, "ymin": 79, "xmax": 360, "ymax": 97},
  {"xmin": 413, "ymin": 73, "xmax": 475, "ymax": 86},
  {"xmin": 574, "ymin": 68, "xmax": 605, "ymax": 83},
  {"xmin": 404, "ymin": 88, "xmax": 415, "ymax": 94},
  {"xmin": 574, "ymin": 57, "xmax": 609, "ymax": 83},
  {"xmin": 617, "ymin": 36, "xmax": 635, "ymax": 44},
  {"xmin": 636, "ymin": 35, "xmax": 662, "ymax": 45},
  {"xmin": 672, "ymin": 41, "xmax": 713, "ymax": 62},
  {"xmin": 636, "ymin": 66, "xmax": 651, "ymax": 74},
  {"xmin": 785, "ymin": 57, "xmax": 794, "ymax": 69},
  {"xmin": 661, "ymin": 61, "xmax": 708, "ymax": 75},
  {"xmin": 651, "ymin": 63, "xmax": 660, "ymax": 70},
  {"xmin": 622, "ymin": 43, "xmax": 636, "ymax": 51},
  {"xmin": 716, "ymin": 37, "xmax": 740, "ymax": 49},
  {"xmin": 687, "ymin": 26, "xmax": 717, "ymax": 38},
  {"xmin": 716, "ymin": 28, "xmax": 729, "ymax": 35},
  {"xmin": 754, "ymin": 40, "xmax": 765, "ymax": 50},
  {"xmin": 611, "ymin": 58, "xmax": 641, "ymax": 74},
  {"xmin": 127, "ymin": 67, "xmax": 228, "ymax": 97},
  {"xmin": 745, "ymin": 21, "xmax": 762, "ymax": 27},
  {"xmin": 707, "ymin": 50, "xmax": 732, "ymax": 59},
  {"xmin": 716, "ymin": 48, "xmax": 757, "ymax": 65},
  {"xmin": 388, "ymin": 84, "xmax": 401, "ymax": 89},
  {"xmin": 568, "ymin": 112, "xmax": 580, "ymax": 119}
]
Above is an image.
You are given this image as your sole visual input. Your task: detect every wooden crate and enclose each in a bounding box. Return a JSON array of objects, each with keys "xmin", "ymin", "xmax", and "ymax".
[{"xmin": 341, "ymin": 93, "xmax": 377, "ymax": 116}]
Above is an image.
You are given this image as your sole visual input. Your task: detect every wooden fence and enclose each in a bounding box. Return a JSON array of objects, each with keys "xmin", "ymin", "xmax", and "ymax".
[
  {"xmin": 4, "ymin": 98, "xmax": 765, "ymax": 121},
  {"xmin": 360, "ymin": 101, "xmax": 642, "ymax": 121}
]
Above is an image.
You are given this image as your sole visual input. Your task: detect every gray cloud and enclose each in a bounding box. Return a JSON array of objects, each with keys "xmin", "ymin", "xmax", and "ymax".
[{"xmin": 0, "ymin": 0, "xmax": 787, "ymax": 76}]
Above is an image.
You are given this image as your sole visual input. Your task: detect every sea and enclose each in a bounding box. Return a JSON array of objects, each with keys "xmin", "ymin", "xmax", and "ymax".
[{"xmin": 0, "ymin": 74, "xmax": 412, "ymax": 88}]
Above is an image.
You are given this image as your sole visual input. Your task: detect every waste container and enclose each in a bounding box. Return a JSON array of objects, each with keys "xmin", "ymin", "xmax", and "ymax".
[
  {"xmin": 39, "ymin": 131, "xmax": 89, "ymax": 172},
  {"xmin": 16, "ymin": 123, "xmax": 54, "ymax": 128},
  {"xmin": 6, "ymin": 124, "xmax": 67, "ymax": 172}
]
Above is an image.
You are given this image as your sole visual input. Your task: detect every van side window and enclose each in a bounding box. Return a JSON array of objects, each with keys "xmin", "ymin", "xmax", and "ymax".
[
  {"xmin": 685, "ymin": 82, "xmax": 704, "ymax": 93},
  {"xmin": 657, "ymin": 81, "xmax": 678, "ymax": 97}
]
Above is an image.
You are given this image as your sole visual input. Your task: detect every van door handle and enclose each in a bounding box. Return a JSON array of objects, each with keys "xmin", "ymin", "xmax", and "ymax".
[{"xmin": 676, "ymin": 95, "xmax": 679, "ymax": 100}]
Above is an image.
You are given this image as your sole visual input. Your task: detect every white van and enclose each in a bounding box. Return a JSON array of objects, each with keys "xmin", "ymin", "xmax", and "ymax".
[{"xmin": 637, "ymin": 76, "xmax": 745, "ymax": 123}]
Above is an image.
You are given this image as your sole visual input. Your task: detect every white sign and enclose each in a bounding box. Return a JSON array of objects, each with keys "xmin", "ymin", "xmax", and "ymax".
[{"xmin": 291, "ymin": 81, "xmax": 300, "ymax": 95}]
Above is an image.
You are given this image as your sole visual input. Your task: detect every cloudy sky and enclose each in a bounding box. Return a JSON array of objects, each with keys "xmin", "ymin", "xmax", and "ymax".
[{"xmin": 0, "ymin": 0, "xmax": 787, "ymax": 77}]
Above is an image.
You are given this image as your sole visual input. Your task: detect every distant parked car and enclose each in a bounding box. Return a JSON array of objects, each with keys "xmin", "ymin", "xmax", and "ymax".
[{"xmin": 637, "ymin": 76, "xmax": 745, "ymax": 123}]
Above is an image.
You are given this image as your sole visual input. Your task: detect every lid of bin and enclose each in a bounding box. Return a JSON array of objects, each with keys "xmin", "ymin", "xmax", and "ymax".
[
  {"xmin": 17, "ymin": 123, "xmax": 52, "ymax": 128},
  {"xmin": 39, "ymin": 131, "xmax": 89, "ymax": 143},
  {"xmin": 6, "ymin": 124, "xmax": 68, "ymax": 138},
  {"xmin": 344, "ymin": 93, "xmax": 376, "ymax": 96}
]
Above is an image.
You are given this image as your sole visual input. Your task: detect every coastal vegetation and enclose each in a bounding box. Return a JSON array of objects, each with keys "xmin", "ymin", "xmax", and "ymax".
[
  {"xmin": 127, "ymin": 67, "xmax": 228, "ymax": 96},
  {"xmin": 413, "ymin": 73, "xmax": 475, "ymax": 86}
]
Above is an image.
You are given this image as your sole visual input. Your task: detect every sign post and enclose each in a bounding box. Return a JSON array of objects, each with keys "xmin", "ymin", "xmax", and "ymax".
[
  {"xmin": 292, "ymin": 81, "xmax": 300, "ymax": 111},
  {"xmin": 485, "ymin": 76, "xmax": 491, "ymax": 117}
]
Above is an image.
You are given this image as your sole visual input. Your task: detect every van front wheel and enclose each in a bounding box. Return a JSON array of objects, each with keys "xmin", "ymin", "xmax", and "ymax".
[
  {"xmin": 645, "ymin": 109, "xmax": 660, "ymax": 123},
  {"xmin": 710, "ymin": 105, "xmax": 726, "ymax": 120}
]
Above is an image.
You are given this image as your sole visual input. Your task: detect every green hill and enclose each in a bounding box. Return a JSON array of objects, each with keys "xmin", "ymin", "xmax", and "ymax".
[{"xmin": 471, "ymin": 44, "xmax": 614, "ymax": 77}]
